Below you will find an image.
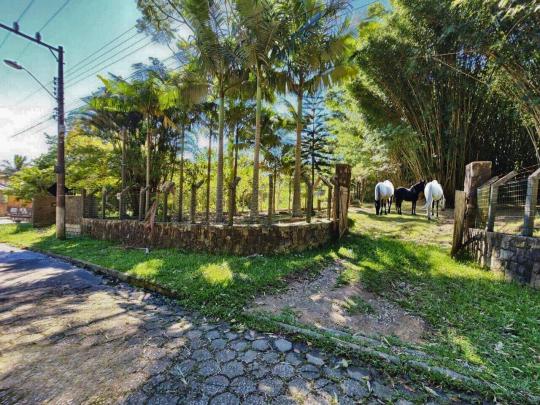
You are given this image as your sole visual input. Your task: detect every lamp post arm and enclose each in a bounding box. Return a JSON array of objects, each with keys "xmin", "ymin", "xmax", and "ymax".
[{"xmin": 22, "ymin": 67, "xmax": 56, "ymax": 99}]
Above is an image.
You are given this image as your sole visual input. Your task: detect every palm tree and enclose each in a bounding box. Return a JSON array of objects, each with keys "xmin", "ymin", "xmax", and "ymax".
[
  {"xmin": 1, "ymin": 155, "xmax": 29, "ymax": 176},
  {"xmin": 236, "ymin": 0, "xmax": 285, "ymax": 219},
  {"xmin": 96, "ymin": 74, "xmax": 166, "ymax": 214},
  {"xmin": 178, "ymin": 0, "xmax": 245, "ymax": 222},
  {"xmin": 159, "ymin": 65, "xmax": 208, "ymax": 220},
  {"xmin": 275, "ymin": 0, "xmax": 352, "ymax": 217}
]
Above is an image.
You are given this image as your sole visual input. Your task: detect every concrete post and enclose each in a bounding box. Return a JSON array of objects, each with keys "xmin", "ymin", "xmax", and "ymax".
[
  {"xmin": 464, "ymin": 161, "xmax": 492, "ymax": 229},
  {"xmin": 522, "ymin": 167, "xmax": 540, "ymax": 237}
]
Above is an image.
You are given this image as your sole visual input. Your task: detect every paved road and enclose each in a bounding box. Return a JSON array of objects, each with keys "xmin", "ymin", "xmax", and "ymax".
[{"xmin": 0, "ymin": 244, "xmax": 478, "ymax": 404}]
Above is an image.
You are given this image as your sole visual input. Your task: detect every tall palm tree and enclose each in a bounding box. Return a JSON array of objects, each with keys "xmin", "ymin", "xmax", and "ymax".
[
  {"xmin": 275, "ymin": 0, "xmax": 352, "ymax": 217},
  {"xmin": 1, "ymin": 155, "xmax": 28, "ymax": 176},
  {"xmin": 177, "ymin": 0, "xmax": 245, "ymax": 222},
  {"xmin": 236, "ymin": 0, "xmax": 285, "ymax": 219},
  {"xmin": 160, "ymin": 65, "xmax": 208, "ymax": 220},
  {"xmin": 97, "ymin": 73, "xmax": 167, "ymax": 214}
]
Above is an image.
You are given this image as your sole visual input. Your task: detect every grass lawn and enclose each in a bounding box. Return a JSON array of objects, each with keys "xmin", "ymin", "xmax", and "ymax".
[
  {"xmin": 1, "ymin": 211, "xmax": 539, "ymax": 399},
  {"xmin": 0, "ymin": 224, "xmax": 332, "ymax": 318}
]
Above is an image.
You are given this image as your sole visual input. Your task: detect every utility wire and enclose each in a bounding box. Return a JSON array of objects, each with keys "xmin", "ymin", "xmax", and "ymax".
[
  {"xmin": 0, "ymin": 0, "xmax": 37, "ymax": 50},
  {"xmin": 66, "ymin": 26, "xmax": 137, "ymax": 73},
  {"xmin": 17, "ymin": 0, "xmax": 73, "ymax": 58},
  {"xmin": 13, "ymin": 25, "xmax": 140, "ymax": 106}
]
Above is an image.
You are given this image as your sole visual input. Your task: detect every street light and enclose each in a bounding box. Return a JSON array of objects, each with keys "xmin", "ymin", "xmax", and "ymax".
[
  {"xmin": 4, "ymin": 59, "xmax": 56, "ymax": 99},
  {"xmin": 0, "ymin": 22, "xmax": 66, "ymax": 240},
  {"xmin": 3, "ymin": 59, "xmax": 22, "ymax": 70}
]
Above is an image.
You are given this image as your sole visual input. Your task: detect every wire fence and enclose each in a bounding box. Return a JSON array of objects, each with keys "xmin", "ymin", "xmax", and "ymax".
[{"xmin": 475, "ymin": 166, "xmax": 540, "ymax": 237}]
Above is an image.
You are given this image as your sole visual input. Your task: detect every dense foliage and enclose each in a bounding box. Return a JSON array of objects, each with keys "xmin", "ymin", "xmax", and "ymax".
[{"xmin": 329, "ymin": 0, "xmax": 538, "ymax": 203}]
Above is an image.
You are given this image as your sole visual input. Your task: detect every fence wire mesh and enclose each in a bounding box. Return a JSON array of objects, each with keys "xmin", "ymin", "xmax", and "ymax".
[{"xmin": 475, "ymin": 166, "xmax": 540, "ymax": 236}]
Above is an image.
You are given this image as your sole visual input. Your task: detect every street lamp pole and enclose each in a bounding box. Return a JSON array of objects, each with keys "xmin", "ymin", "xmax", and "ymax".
[{"xmin": 0, "ymin": 21, "xmax": 66, "ymax": 239}]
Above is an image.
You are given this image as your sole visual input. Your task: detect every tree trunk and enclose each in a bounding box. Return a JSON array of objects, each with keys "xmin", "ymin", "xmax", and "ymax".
[
  {"xmin": 177, "ymin": 126, "xmax": 185, "ymax": 222},
  {"xmin": 120, "ymin": 128, "xmax": 126, "ymax": 219},
  {"xmin": 292, "ymin": 88, "xmax": 303, "ymax": 217},
  {"xmin": 250, "ymin": 68, "xmax": 262, "ymax": 219},
  {"xmin": 206, "ymin": 127, "xmax": 212, "ymax": 223},
  {"xmin": 233, "ymin": 126, "xmax": 239, "ymax": 216},
  {"xmin": 216, "ymin": 90, "xmax": 225, "ymax": 222},
  {"xmin": 145, "ymin": 124, "xmax": 151, "ymax": 215}
]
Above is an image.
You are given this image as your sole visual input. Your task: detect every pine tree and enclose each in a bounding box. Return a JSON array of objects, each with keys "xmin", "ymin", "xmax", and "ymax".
[{"xmin": 301, "ymin": 92, "xmax": 335, "ymax": 213}]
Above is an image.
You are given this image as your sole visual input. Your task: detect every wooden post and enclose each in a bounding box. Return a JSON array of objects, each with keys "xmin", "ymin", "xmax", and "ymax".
[
  {"xmin": 81, "ymin": 189, "xmax": 87, "ymax": 218},
  {"xmin": 162, "ymin": 190, "xmax": 169, "ymax": 222},
  {"xmin": 451, "ymin": 190, "xmax": 467, "ymax": 256},
  {"xmin": 327, "ymin": 186, "xmax": 332, "ymax": 219},
  {"xmin": 522, "ymin": 167, "xmax": 540, "ymax": 237},
  {"xmin": 138, "ymin": 187, "xmax": 146, "ymax": 221},
  {"xmin": 486, "ymin": 171, "xmax": 517, "ymax": 232},
  {"xmin": 101, "ymin": 187, "xmax": 107, "ymax": 219},
  {"xmin": 267, "ymin": 174, "xmax": 274, "ymax": 225}
]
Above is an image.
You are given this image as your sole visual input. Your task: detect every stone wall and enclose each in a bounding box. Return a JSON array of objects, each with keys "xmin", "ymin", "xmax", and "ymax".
[
  {"xmin": 81, "ymin": 218, "xmax": 338, "ymax": 255},
  {"xmin": 32, "ymin": 195, "xmax": 56, "ymax": 228},
  {"xmin": 466, "ymin": 228, "xmax": 540, "ymax": 288}
]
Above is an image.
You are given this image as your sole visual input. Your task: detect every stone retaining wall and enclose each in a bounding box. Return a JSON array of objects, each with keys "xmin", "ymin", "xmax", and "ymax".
[
  {"xmin": 466, "ymin": 228, "xmax": 540, "ymax": 288},
  {"xmin": 81, "ymin": 218, "xmax": 339, "ymax": 255}
]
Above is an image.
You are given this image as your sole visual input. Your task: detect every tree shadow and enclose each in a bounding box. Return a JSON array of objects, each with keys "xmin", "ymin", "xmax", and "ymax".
[{"xmin": 333, "ymin": 232, "xmax": 540, "ymax": 397}]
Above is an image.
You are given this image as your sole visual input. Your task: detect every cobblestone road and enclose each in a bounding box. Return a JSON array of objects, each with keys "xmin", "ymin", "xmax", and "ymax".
[{"xmin": 0, "ymin": 244, "xmax": 479, "ymax": 404}]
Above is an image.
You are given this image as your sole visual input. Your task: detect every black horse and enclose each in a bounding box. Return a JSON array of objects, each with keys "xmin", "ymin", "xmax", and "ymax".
[{"xmin": 394, "ymin": 181, "xmax": 426, "ymax": 215}]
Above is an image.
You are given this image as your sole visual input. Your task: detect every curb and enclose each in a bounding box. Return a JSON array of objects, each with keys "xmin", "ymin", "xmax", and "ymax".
[
  {"xmin": 18, "ymin": 245, "xmax": 540, "ymax": 404},
  {"xmin": 26, "ymin": 247, "xmax": 183, "ymax": 301}
]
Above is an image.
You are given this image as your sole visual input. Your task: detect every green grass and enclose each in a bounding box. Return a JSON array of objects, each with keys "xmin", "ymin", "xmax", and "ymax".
[
  {"xmin": 0, "ymin": 223, "xmax": 331, "ymax": 318},
  {"xmin": 1, "ymin": 212, "xmax": 539, "ymax": 399},
  {"xmin": 342, "ymin": 296, "xmax": 375, "ymax": 315}
]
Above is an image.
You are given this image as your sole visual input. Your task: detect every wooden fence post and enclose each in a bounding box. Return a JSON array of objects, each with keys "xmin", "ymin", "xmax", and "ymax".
[
  {"xmin": 101, "ymin": 187, "xmax": 107, "ymax": 219},
  {"xmin": 451, "ymin": 190, "xmax": 466, "ymax": 256},
  {"xmin": 486, "ymin": 171, "xmax": 517, "ymax": 232},
  {"xmin": 267, "ymin": 174, "xmax": 274, "ymax": 225},
  {"xmin": 162, "ymin": 190, "xmax": 169, "ymax": 222},
  {"xmin": 138, "ymin": 187, "xmax": 146, "ymax": 221},
  {"xmin": 522, "ymin": 167, "xmax": 540, "ymax": 237},
  {"xmin": 81, "ymin": 189, "xmax": 86, "ymax": 218}
]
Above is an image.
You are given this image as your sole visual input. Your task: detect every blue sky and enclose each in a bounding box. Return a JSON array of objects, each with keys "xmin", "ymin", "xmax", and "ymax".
[{"xmin": 0, "ymin": 0, "xmax": 381, "ymax": 162}]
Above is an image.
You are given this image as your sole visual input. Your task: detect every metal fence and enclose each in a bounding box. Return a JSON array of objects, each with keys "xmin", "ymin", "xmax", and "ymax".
[{"xmin": 475, "ymin": 166, "xmax": 540, "ymax": 237}]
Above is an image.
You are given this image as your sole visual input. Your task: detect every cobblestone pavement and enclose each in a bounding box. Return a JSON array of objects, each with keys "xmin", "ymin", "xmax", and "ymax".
[{"xmin": 0, "ymin": 244, "xmax": 480, "ymax": 404}]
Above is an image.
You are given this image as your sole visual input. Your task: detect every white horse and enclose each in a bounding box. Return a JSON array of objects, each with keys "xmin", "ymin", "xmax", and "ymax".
[
  {"xmin": 374, "ymin": 180, "xmax": 394, "ymax": 215},
  {"xmin": 424, "ymin": 180, "xmax": 445, "ymax": 220}
]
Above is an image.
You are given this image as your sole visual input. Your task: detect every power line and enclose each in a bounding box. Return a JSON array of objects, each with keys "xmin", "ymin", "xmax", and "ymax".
[
  {"xmin": 17, "ymin": 0, "xmax": 73, "ymax": 58},
  {"xmin": 65, "ymin": 36, "xmax": 151, "ymax": 85},
  {"xmin": 0, "ymin": 0, "xmax": 37, "ymax": 50},
  {"xmin": 10, "ymin": 54, "xmax": 186, "ymax": 138},
  {"xmin": 67, "ymin": 27, "xmax": 141, "ymax": 76},
  {"xmin": 13, "ymin": 25, "xmax": 139, "ymax": 106}
]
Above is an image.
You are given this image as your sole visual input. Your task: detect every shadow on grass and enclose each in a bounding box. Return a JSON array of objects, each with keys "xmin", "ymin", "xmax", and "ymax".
[
  {"xmin": 334, "ymin": 231, "xmax": 540, "ymax": 398},
  {"xmin": 1, "ymin": 221, "xmax": 538, "ymax": 398}
]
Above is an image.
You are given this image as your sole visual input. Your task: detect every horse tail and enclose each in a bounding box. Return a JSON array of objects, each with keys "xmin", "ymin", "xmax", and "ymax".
[{"xmin": 374, "ymin": 183, "xmax": 380, "ymax": 201}]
